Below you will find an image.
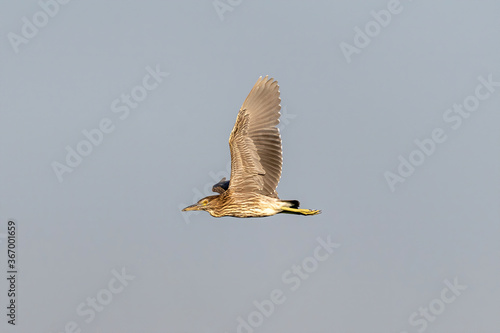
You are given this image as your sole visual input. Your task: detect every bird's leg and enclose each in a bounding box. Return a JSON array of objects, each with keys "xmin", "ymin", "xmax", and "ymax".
[{"xmin": 281, "ymin": 207, "xmax": 321, "ymax": 215}]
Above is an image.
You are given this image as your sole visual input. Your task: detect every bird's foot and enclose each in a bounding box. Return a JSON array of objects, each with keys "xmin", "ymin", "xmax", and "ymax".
[{"xmin": 281, "ymin": 207, "xmax": 321, "ymax": 215}]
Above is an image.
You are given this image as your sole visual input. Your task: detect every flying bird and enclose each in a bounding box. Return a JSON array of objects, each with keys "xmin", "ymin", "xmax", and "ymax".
[{"xmin": 182, "ymin": 76, "xmax": 320, "ymax": 217}]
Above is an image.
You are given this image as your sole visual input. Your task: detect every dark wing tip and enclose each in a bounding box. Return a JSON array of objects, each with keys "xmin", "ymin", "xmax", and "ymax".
[{"xmin": 212, "ymin": 178, "xmax": 230, "ymax": 193}]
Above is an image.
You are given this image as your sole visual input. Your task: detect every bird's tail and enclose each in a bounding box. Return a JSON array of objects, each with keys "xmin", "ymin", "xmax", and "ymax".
[{"xmin": 281, "ymin": 200, "xmax": 300, "ymax": 208}]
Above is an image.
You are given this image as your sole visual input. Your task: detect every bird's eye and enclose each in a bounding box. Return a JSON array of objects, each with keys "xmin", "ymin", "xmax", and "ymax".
[{"xmin": 202, "ymin": 200, "xmax": 208, "ymax": 206}]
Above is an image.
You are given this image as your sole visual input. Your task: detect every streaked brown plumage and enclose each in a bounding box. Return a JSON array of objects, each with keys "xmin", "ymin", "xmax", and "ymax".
[{"xmin": 182, "ymin": 76, "xmax": 320, "ymax": 217}]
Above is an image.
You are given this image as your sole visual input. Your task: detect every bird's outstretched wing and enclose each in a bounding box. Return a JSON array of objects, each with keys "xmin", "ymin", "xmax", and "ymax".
[{"xmin": 228, "ymin": 76, "xmax": 282, "ymax": 197}]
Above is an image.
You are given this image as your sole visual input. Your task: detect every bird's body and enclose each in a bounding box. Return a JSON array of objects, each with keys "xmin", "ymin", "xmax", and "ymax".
[
  {"xmin": 182, "ymin": 76, "xmax": 320, "ymax": 218},
  {"xmin": 195, "ymin": 190, "xmax": 288, "ymax": 218}
]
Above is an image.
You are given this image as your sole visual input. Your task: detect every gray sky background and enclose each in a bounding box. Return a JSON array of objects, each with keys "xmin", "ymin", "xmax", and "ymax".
[{"xmin": 1, "ymin": 1, "xmax": 499, "ymax": 332}]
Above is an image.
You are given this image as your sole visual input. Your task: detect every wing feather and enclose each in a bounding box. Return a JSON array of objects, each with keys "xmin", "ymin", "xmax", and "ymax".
[{"xmin": 228, "ymin": 76, "xmax": 282, "ymax": 197}]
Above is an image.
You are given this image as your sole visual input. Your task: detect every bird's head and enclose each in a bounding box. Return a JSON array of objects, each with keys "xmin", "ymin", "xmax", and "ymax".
[{"xmin": 182, "ymin": 195, "xmax": 219, "ymax": 212}]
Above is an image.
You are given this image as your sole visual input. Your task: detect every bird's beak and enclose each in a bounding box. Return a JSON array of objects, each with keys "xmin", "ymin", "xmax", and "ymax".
[{"xmin": 182, "ymin": 204, "xmax": 199, "ymax": 212}]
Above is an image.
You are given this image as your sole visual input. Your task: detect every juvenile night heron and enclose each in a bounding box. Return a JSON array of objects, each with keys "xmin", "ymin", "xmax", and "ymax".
[{"xmin": 182, "ymin": 76, "xmax": 320, "ymax": 218}]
